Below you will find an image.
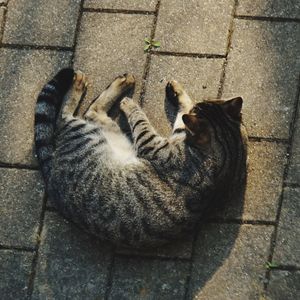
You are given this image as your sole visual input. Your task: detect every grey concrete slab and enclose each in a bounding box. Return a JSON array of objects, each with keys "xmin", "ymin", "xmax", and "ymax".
[
  {"xmin": 287, "ymin": 101, "xmax": 300, "ymax": 184},
  {"xmin": 74, "ymin": 12, "xmax": 153, "ymax": 113},
  {"xmin": 273, "ymin": 187, "xmax": 300, "ymax": 266},
  {"xmin": 216, "ymin": 141, "xmax": 287, "ymax": 221},
  {"xmin": 142, "ymin": 55, "xmax": 224, "ymax": 136},
  {"xmin": 237, "ymin": 0, "xmax": 300, "ymax": 18},
  {"xmin": 3, "ymin": 0, "xmax": 80, "ymax": 46},
  {"xmin": 32, "ymin": 212, "xmax": 112, "ymax": 299},
  {"xmin": 0, "ymin": 6, "xmax": 5, "ymax": 42},
  {"xmin": 0, "ymin": 169, "xmax": 44, "ymax": 248},
  {"xmin": 84, "ymin": 0, "xmax": 157, "ymax": 11},
  {"xmin": 0, "ymin": 49, "xmax": 71, "ymax": 165},
  {"xmin": 188, "ymin": 224, "xmax": 273, "ymax": 300},
  {"xmin": 0, "ymin": 250, "xmax": 34, "ymax": 299},
  {"xmin": 155, "ymin": 0, "xmax": 233, "ymax": 54},
  {"xmin": 117, "ymin": 233, "xmax": 194, "ymax": 259},
  {"xmin": 266, "ymin": 270, "xmax": 300, "ymax": 300},
  {"xmin": 109, "ymin": 255, "xmax": 189, "ymax": 299},
  {"xmin": 222, "ymin": 20, "xmax": 300, "ymax": 139}
]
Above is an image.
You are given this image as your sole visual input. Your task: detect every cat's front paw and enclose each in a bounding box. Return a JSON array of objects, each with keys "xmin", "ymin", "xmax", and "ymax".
[
  {"xmin": 166, "ymin": 80, "xmax": 184, "ymax": 106},
  {"xmin": 74, "ymin": 70, "xmax": 88, "ymax": 93},
  {"xmin": 111, "ymin": 73, "xmax": 135, "ymax": 94},
  {"xmin": 120, "ymin": 97, "xmax": 135, "ymax": 112}
]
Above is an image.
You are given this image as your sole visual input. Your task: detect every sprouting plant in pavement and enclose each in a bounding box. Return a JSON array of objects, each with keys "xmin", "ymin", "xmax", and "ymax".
[
  {"xmin": 144, "ymin": 38, "xmax": 161, "ymax": 52},
  {"xmin": 265, "ymin": 261, "xmax": 279, "ymax": 269}
]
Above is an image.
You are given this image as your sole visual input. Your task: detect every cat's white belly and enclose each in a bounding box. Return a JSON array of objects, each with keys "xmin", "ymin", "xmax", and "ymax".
[{"xmin": 102, "ymin": 130, "xmax": 139, "ymax": 164}]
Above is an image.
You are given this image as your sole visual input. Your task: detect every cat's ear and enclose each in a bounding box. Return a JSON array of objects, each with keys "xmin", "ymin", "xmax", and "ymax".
[
  {"xmin": 182, "ymin": 114, "xmax": 210, "ymax": 145},
  {"xmin": 222, "ymin": 97, "xmax": 243, "ymax": 121}
]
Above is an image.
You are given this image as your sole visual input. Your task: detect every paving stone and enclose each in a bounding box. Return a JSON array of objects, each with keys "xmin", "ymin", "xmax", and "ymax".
[
  {"xmin": 266, "ymin": 270, "xmax": 300, "ymax": 300},
  {"xmin": 273, "ymin": 187, "xmax": 300, "ymax": 266},
  {"xmin": 142, "ymin": 55, "xmax": 224, "ymax": 136},
  {"xmin": 32, "ymin": 212, "xmax": 112, "ymax": 299},
  {"xmin": 0, "ymin": 169, "xmax": 44, "ymax": 248},
  {"xmin": 237, "ymin": 0, "xmax": 300, "ymax": 18},
  {"xmin": 0, "ymin": 250, "xmax": 34, "ymax": 299},
  {"xmin": 188, "ymin": 223, "xmax": 273, "ymax": 300},
  {"xmin": 0, "ymin": 49, "xmax": 72, "ymax": 165},
  {"xmin": 117, "ymin": 233, "xmax": 194, "ymax": 259},
  {"xmin": 84, "ymin": 0, "xmax": 157, "ymax": 11},
  {"xmin": 155, "ymin": 0, "xmax": 233, "ymax": 54},
  {"xmin": 75, "ymin": 12, "xmax": 153, "ymax": 113},
  {"xmin": 0, "ymin": 6, "xmax": 5, "ymax": 38},
  {"xmin": 287, "ymin": 103, "xmax": 300, "ymax": 184},
  {"xmin": 215, "ymin": 141, "xmax": 287, "ymax": 221},
  {"xmin": 0, "ymin": 0, "xmax": 8, "ymax": 5},
  {"xmin": 3, "ymin": 0, "xmax": 80, "ymax": 46},
  {"xmin": 222, "ymin": 20, "xmax": 300, "ymax": 139},
  {"xmin": 109, "ymin": 255, "xmax": 189, "ymax": 299}
]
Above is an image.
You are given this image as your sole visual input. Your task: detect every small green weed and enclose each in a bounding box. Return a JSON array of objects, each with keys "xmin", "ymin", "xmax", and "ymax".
[{"xmin": 144, "ymin": 38, "xmax": 161, "ymax": 52}]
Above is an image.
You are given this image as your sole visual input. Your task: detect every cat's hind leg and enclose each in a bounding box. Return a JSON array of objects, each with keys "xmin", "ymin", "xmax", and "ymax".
[
  {"xmin": 85, "ymin": 74, "xmax": 135, "ymax": 132},
  {"xmin": 166, "ymin": 80, "xmax": 194, "ymax": 135},
  {"xmin": 61, "ymin": 70, "xmax": 87, "ymax": 119},
  {"xmin": 87, "ymin": 73, "xmax": 135, "ymax": 114}
]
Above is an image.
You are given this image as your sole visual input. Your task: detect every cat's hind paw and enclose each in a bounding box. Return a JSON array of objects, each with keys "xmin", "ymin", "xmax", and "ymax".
[{"xmin": 74, "ymin": 70, "xmax": 88, "ymax": 93}]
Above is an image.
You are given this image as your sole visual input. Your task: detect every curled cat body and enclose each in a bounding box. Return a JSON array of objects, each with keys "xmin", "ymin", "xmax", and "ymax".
[{"xmin": 34, "ymin": 68, "xmax": 248, "ymax": 248}]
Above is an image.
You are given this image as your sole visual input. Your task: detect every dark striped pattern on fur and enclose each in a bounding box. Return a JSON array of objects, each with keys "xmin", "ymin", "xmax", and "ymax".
[
  {"xmin": 34, "ymin": 68, "xmax": 74, "ymax": 179},
  {"xmin": 35, "ymin": 69, "xmax": 248, "ymax": 248}
]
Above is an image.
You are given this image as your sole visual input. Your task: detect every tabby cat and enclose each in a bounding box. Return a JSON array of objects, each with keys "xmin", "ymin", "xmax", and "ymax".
[{"xmin": 34, "ymin": 68, "xmax": 247, "ymax": 248}]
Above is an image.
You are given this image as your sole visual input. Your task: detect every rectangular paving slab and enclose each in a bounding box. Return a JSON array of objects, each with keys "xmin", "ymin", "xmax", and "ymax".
[
  {"xmin": 0, "ymin": 168, "xmax": 44, "ymax": 248},
  {"xmin": 214, "ymin": 141, "xmax": 287, "ymax": 221},
  {"xmin": 222, "ymin": 19, "xmax": 300, "ymax": 139},
  {"xmin": 0, "ymin": 6, "xmax": 5, "ymax": 40},
  {"xmin": 84, "ymin": 0, "xmax": 157, "ymax": 11},
  {"xmin": 273, "ymin": 187, "xmax": 300, "ymax": 266},
  {"xmin": 32, "ymin": 211, "xmax": 112, "ymax": 299},
  {"xmin": 266, "ymin": 270, "xmax": 300, "ymax": 300},
  {"xmin": 74, "ymin": 12, "xmax": 153, "ymax": 112},
  {"xmin": 109, "ymin": 255, "xmax": 189, "ymax": 299},
  {"xmin": 188, "ymin": 223, "xmax": 273, "ymax": 300},
  {"xmin": 287, "ymin": 101, "xmax": 300, "ymax": 184},
  {"xmin": 0, "ymin": 250, "xmax": 34, "ymax": 300},
  {"xmin": 116, "ymin": 233, "xmax": 194, "ymax": 259},
  {"xmin": 155, "ymin": 0, "xmax": 233, "ymax": 54},
  {"xmin": 237, "ymin": 0, "xmax": 300, "ymax": 18},
  {"xmin": 3, "ymin": 0, "xmax": 80, "ymax": 47},
  {"xmin": 0, "ymin": 49, "xmax": 72, "ymax": 165},
  {"xmin": 142, "ymin": 55, "xmax": 224, "ymax": 136}
]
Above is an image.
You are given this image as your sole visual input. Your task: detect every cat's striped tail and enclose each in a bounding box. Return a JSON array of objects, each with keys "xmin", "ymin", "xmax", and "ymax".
[{"xmin": 34, "ymin": 68, "xmax": 74, "ymax": 181}]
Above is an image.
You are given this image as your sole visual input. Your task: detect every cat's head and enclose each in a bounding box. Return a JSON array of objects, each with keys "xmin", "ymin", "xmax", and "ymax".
[{"xmin": 182, "ymin": 97, "xmax": 247, "ymax": 149}]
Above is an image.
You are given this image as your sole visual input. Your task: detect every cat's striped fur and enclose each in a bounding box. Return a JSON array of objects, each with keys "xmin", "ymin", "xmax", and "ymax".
[{"xmin": 35, "ymin": 68, "xmax": 248, "ymax": 247}]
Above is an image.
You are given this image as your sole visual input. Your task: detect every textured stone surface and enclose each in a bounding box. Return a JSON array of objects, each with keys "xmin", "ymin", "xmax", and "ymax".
[
  {"xmin": 0, "ymin": 250, "xmax": 34, "ymax": 300},
  {"xmin": 216, "ymin": 141, "xmax": 287, "ymax": 221},
  {"xmin": 188, "ymin": 224, "xmax": 273, "ymax": 300},
  {"xmin": 273, "ymin": 187, "xmax": 300, "ymax": 266},
  {"xmin": 109, "ymin": 255, "xmax": 189, "ymax": 299},
  {"xmin": 155, "ymin": 0, "xmax": 233, "ymax": 54},
  {"xmin": 117, "ymin": 233, "xmax": 194, "ymax": 259},
  {"xmin": 237, "ymin": 0, "xmax": 300, "ymax": 18},
  {"xmin": 32, "ymin": 212, "xmax": 112, "ymax": 299},
  {"xmin": 0, "ymin": 49, "xmax": 71, "ymax": 165},
  {"xmin": 0, "ymin": 169, "xmax": 44, "ymax": 248},
  {"xmin": 84, "ymin": 0, "xmax": 157, "ymax": 10},
  {"xmin": 0, "ymin": 0, "xmax": 8, "ymax": 5},
  {"xmin": 3, "ymin": 0, "xmax": 80, "ymax": 46},
  {"xmin": 223, "ymin": 20, "xmax": 300, "ymax": 139},
  {"xmin": 142, "ymin": 55, "xmax": 224, "ymax": 136},
  {"xmin": 266, "ymin": 270, "xmax": 300, "ymax": 300},
  {"xmin": 75, "ymin": 12, "xmax": 153, "ymax": 112},
  {"xmin": 0, "ymin": 6, "xmax": 5, "ymax": 39},
  {"xmin": 287, "ymin": 103, "xmax": 300, "ymax": 184}
]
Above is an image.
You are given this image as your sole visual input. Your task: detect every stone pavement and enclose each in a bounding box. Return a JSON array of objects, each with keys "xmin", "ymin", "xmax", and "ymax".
[{"xmin": 0, "ymin": 0, "xmax": 299, "ymax": 299}]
